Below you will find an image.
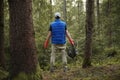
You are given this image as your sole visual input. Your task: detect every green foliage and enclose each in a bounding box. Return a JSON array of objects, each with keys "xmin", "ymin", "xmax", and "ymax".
[
  {"xmin": 0, "ymin": 68, "xmax": 8, "ymax": 80},
  {"xmin": 104, "ymin": 47, "xmax": 116, "ymax": 54},
  {"xmin": 3, "ymin": 0, "xmax": 120, "ymax": 79},
  {"xmin": 32, "ymin": 0, "xmax": 86, "ymax": 70},
  {"xmin": 101, "ymin": 0, "xmax": 120, "ymax": 47}
]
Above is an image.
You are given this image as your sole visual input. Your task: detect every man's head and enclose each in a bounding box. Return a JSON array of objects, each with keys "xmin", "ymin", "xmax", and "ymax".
[{"xmin": 55, "ymin": 12, "xmax": 61, "ymax": 19}]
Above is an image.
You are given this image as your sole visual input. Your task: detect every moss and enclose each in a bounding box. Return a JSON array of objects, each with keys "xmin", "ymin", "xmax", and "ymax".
[
  {"xmin": 13, "ymin": 64, "xmax": 42, "ymax": 80},
  {"xmin": 13, "ymin": 72, "xmax": 28, "ymax": 80}
]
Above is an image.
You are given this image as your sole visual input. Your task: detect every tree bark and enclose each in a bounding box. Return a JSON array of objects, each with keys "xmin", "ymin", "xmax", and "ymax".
[
  {"xmin": 50, "ymin": 0, "xmax": 52, "ymax": 20},
  {"xmin": 82, "ymin": 0, "xmax": 94, "ymax": 68},
  {"xmin": 0, "ymin": 0, "xmax": 5, "ymax": 69},
  {"xmin": 78, "ymin": 1, "xmax": 80, "ymax": 28},
  {"xmin": 107, "ymin": 0, "xmax": 112, "ymax": 47},
  {"xmin": 63, "ymin": 0, "xmax": 67, "ymax": 21},
  {"xmin": 96, "ymin": 0, "xmax": 102, "ymax": 45},
  {"xmin": 97, "ymin": 0, "xmax": 100, "ymax": 30},
  {"xmin": 8, "ymin": 0, "xmax": 38, "ymax": 78}
]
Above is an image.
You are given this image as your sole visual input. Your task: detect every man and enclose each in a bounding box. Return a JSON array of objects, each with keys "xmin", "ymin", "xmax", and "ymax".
[{"xmin": 44, "ymin": 12, "xmax": 74, "ymax": 72}]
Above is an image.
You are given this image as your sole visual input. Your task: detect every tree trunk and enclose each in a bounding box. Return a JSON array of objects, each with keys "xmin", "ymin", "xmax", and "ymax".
[
  {"xmin": 78, "ymin": 1, "xmax": 80, "ymax": 28},
  {"xmin": 96, "ymin": 0, "xmax": 102, "ymax": 46},
  {"xmin": 97, "ymin": 0, "xmax": 100, "ymax": 33},
  {"xmin": 63, "ymin": 0, "xmax": 67, "ymax": 21},
  {"xmin": 82, "ymin": 0, "xmax": 94, "ymax": 68},
  {"xmin": 0, "ymin": 0, "xmax": 5, "ymax": 69},
  {"xmin": 8, "ymin": 0, "xmax": 38, "ymax": 79},
  {"xmin": 97, "ymin": 0, "xmax": 100, "ymax": 25},
  {"xmin": 107, "ymin": 0, "xmax": 112, "ymax": 47},
  {"xmin": 50, "ymin": 0, "xmax": 52, "ymax": 20}
]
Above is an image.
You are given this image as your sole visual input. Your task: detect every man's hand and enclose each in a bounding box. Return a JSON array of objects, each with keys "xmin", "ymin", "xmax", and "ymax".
[
  {"xmin": 44, "ymin": 40, "xmax": 49, "ymax": 48},
  {"xmin": 44, "ymin": 31, "xmax": 51, "ymax": 49},
  {"xmin": 66, "ymin": 30, "xmax": 74, "ymax": 46}
]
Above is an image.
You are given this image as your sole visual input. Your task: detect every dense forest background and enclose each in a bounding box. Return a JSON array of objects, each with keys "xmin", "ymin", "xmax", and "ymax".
[{"xmin": 0, "ymin": 0, "xmax": 120, "ymax": 80}]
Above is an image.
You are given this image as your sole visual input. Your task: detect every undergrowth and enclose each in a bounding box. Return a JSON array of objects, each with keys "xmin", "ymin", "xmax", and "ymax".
[{"xmin": 42, "ymin": 48, "xmax": 120, "ymax": 80}]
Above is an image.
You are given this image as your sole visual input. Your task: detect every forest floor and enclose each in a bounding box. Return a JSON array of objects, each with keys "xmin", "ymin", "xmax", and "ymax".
[
  {"xmin": 42, "ymin": 49, "xmax": 120, "ymax": 80},
  {"xmin": 42, "ymin": 64, "xmax": 120, "ymax": 80},
  {"xmin": 1, "ymin": 49, "xmax": 120, "ymax": 80}
]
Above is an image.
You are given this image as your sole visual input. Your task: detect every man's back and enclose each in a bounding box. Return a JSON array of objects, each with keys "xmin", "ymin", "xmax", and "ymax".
[
  {"xmin": 44, "ymin": 12, "xmax": 74, "ymax": 72},
  {"xmin": 50, "ymin": 19, "xmax": 66, "ymax": 44}
]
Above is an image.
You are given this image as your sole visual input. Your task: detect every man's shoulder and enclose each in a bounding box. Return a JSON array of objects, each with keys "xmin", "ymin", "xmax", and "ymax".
[
  {"xmin": 60, "ymin": 20, "xmax": 66, "ymax": 25},
  {"xmin": 61, "ymin": 20, "xmax": 66, "ymax": 23},
  {"xmin": 50, "ymin": 20, "xmax": 66, "ymax": 25},
  {"xmin": 50, "ymin": 21, "xmax": 56, "ymax": 25}
]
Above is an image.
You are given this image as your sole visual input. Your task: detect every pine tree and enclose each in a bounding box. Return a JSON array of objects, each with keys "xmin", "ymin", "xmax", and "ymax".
[
  {"xmin": 82, "ymin": 0, "xmax": 94, "ymax": 68},
  {"xmin": 8, "ymin": 0, "xmax": 39, "ymax": 79}
]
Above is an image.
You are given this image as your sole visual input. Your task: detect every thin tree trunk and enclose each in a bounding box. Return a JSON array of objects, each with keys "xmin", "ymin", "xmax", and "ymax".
[
  {"xmin": 50, "ymin": 0, "xmax": 52, "ymax": 20},
  {"xmin": 96, "ymin": 0, "xmax": 102, "ymax": 46},
  {"xmin": 8, "ymin": 0, "xmax": 38, "ymax": 79},
  {"xmin": 82, "ymin": 0, "xmax": 94, "ymax": 68},
  {"xmin": 78, "ymin": 1, "xmax": 80, "ymax": 28},
  {"xmin": 63, "ymin": 0, "xmax": 67, "ymax": 21},
  {"xmin": 97, "ymin": 0, "xmax": 100, "ymax": 26},
  {"xmin": 107, "ymin": 0, "xmax": 112, "ymax": 47},
  {"xmin": 0, "ymin": 0, "xmax": 5, "ymax": 69},
  {"xmin": 97, "ymin": 0, "xmax": 100, "ymax": 33}
]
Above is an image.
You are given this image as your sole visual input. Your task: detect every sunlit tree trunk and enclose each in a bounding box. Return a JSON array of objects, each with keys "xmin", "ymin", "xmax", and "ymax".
[
  {"xmin": 0, "ymin": 0, "xmax": 5, "ymax": 69},
  {"xmin": 8, "ymin": 0, "xmax": 38, "ymax": 79},
  {"xmin": 82, "ymin": 0, "xmax": 94, "ymax": 68}
]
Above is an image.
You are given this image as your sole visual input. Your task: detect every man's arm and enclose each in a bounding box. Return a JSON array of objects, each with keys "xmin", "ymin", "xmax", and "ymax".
[
  {"xmin": 44, "ymin": 31, "xmax": 51, "ymax": 48},
  {"xmin": 66, "ymin": 30, "xmax": 74, "ymax": 45},
  {"xmin": 46, "ymin": 31, "xmax": 51, "ymax": 40},
  {"xmin": 66, "ymin": 30, "xmax": 72, "ymax": 39}
]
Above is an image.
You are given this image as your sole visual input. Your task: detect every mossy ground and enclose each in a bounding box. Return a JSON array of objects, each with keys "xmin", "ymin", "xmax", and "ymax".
[
  {"xmin": 42, "ymin": 64, "xmax": 120, "ymax": 80},
  {"xmin": 1, "ymin": 49, "xmax": 120, "ymax": 80},
  {"xmin": 42, "ymin": 49, "xmax": 120, "ymax": 80}
]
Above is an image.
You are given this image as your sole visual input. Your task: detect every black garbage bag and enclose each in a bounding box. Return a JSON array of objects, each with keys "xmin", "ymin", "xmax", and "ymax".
[{"xmin": 67, "ymin": 45, "xmax": 77, "ymax": 59}]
